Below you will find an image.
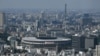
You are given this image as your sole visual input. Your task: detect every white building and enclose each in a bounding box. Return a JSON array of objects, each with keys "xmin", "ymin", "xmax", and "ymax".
[
  {"xmin": 60, "ymin": 49, "xmax": 75, "ymax": 56},
  {"xmin": 93, "ymin": 45, "xmax": 100, "ymax": 56},
  {"xmin": 48, "ymin": 50, "xmax": 56, "ymax": 56}
]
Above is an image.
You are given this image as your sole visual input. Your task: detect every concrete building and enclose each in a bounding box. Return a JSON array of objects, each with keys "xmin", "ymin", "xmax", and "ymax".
[
  {"xmin": 82, "ymin": 13, "xmax": 92, "ymax": 25},
  {"xmin": 0, "ymin": 12, "xmax": 4, "ymax": 33},
  {"xmin": 71, "ymin": 34, "xmax": 85, "ymax": 52},
  {"xmin": 72, "ymin": 34, "xmax": 96, "ymax": 52},
  {"xmin": 93, "ymin": 45, "xmax": 100, "ymax": 56},
  {"xmin": 85, "ymin": 37, "xmax": 95, "ymax": 49},
  {"xmin": 60, "ymin": 49, "xmax": 75, "ymax": 56},
  {"xmin": 22, "ymin": 36, "xmax": 71, "ymax": 55}
]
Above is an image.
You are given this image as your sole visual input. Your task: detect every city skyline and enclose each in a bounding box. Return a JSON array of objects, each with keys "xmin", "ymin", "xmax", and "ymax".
[{"xmin": 0, "ymin": 0, "xmax": 100, "ymax": 56}]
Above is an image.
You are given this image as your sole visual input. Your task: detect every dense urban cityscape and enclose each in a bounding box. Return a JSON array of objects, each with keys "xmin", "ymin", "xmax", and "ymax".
[{"xmin": 0, "ymin": 1, "xmax": 100, "ymax": 56}]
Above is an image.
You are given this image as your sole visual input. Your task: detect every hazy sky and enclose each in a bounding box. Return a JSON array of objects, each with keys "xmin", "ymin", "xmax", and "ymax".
[{"xmin": 0, "ymin": 0, "xmax": 100, "ymax": 10}]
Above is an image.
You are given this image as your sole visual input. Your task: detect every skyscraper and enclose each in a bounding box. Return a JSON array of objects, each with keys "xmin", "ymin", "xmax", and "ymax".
[
  {"xmin": 0, "ymin": 12, "xmax": 4, "ymax": 33},
  {"xmin": 82, "ymin": 13, "xmax": 92, "ymax": 25}
]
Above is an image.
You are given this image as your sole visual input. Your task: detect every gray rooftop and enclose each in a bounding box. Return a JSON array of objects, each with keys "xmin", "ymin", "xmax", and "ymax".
[{"xmin": 22, "ymin": 37, "xmax": 71, "ymax": 42}]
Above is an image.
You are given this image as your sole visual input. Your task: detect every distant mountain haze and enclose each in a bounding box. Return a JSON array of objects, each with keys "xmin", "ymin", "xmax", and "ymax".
[{"xmin": 0, "ymin": 0, "xmax": 100, "ymax": 10}]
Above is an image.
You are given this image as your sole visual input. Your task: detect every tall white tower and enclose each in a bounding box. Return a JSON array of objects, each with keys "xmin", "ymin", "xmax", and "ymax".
[{"xmin": 65, "ymin": 3, "xmax": 67, "ymax": 20}]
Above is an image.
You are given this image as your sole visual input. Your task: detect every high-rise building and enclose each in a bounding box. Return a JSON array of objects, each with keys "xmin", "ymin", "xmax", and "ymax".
[
  {"xmin": 71, "ymin": 34, "xmax": 85, "ymax": 52},
  {"xmin": 0, "ymin": 12, "xmax": 4, "ymax": 33},
  {"xmin": 82, "ymin": 13, "xmax": 92, "ymax": 25},
  {"xmin": 64, "ymin": 3, "xmax": 67, "ymax": 20},
  {"xmin": 72, "ymin": 34, "xmax": 96, "ymax": 52}
]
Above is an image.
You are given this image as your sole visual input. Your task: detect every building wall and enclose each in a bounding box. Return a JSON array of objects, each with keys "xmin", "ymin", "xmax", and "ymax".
[
  {"xmin": 72, "ymin": 36, "xmax": 85, "ymax": 52},
  {"xmin": 93, "ymin": 45, "xmax": 100, "ymax": 56},
  {"xmin": 85, "ymin": 38, "xmax": 94, "ymax": 49},
  {"xmin": 0, "ymin": 12, "xmax": 4, "ymax": 30}
]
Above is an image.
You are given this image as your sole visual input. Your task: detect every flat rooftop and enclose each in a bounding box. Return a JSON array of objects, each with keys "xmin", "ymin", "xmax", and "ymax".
[{"xmin": 22, "ymin": 37, "xmax": 71, "ymax": 42}]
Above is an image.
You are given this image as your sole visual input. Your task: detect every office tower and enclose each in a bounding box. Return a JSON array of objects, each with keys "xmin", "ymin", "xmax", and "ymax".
[
  {"xmin": 71, "ymin": 34, "xmax": 85, "ymax": 52},
  {"xmin": 72, "ymin": 34, "xmax": 96, "ymax": 52},
  {"xmin": 0, "ymin": 12, "xmax": 4, "ymax": 33},
  {"xmin": 82, "ymin": 13, "xmax": 92, "ymax": 25}
]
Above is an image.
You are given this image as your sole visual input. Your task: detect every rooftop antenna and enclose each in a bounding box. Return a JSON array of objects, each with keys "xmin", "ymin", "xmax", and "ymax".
[
  {"xmin": 65, "ymin": 3, "xmax": 67, "ymax": 20},
  {"xmin": 65, "ymin": 3, "xmax": 67, "ymax": 19}
]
